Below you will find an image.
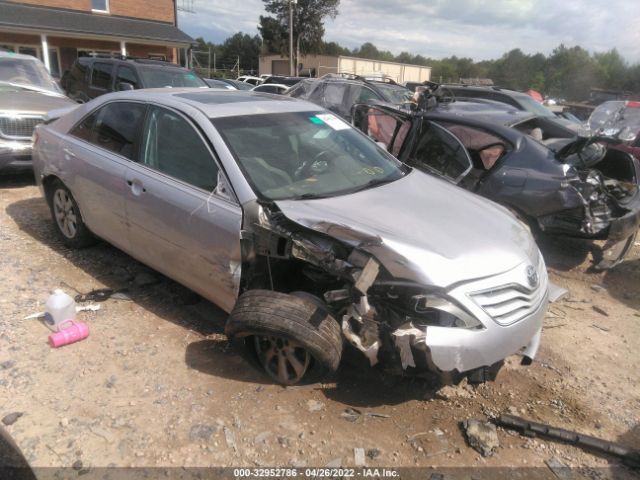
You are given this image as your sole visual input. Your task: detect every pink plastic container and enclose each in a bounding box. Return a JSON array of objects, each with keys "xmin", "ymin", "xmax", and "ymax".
[{"xmin": 48, "ymin": 320, "xmax": 89, "ymax": 348}]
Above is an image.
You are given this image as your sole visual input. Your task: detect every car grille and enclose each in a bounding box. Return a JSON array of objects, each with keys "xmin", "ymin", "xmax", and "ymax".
[
  {"xmin": 0, "ymin": 116, "xmax": 43, "ymax": 139},
  {"xmin": 469, "ymin": 257, "xmax": 548, "ymax": 326}
]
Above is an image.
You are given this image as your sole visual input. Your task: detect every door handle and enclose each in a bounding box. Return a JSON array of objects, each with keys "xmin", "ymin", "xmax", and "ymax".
[
  {"xmin": 126, "ymin": 179, "xmax": 146, "ymax": 195},
  {"xmin": 63, "ymin": 147, "xmax": 76, "ymax": 158}
]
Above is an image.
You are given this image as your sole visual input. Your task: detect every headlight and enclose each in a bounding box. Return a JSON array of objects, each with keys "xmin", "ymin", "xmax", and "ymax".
[{"xmin": 410, "ymin": 294, "xmax": 482, "ymax": 329}]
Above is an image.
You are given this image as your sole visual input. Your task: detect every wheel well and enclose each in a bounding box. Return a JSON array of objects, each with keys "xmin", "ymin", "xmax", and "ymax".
[{"xmin": 42, "ymin": 175, "xmax": 62, "ymax": 207}]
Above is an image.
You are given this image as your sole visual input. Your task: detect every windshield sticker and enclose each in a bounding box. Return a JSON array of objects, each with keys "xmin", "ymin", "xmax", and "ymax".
[
  {"xmin": 309, "ymin": 116, "xmax": 324, "ymax": 125},
  {"xmin": 314, "ymin": 114, "xmax": 350, "ymax": 131}
]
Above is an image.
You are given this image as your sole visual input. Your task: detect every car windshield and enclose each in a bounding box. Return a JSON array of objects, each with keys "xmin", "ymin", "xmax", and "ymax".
[
  {"xmin": 138, "ymin": 66, "xmax": 207, "ymax": 88},
  {"xmin": 0, "ymin": 56, "xmax": 61, "ymax": 93},
  {"xmin": 518, "ymin": 95, "xmax": 556, "ymax": 117},
  {"xmin": 376, "ymin": 84, "xmax": 413, "ymax": 104},
  {"xmin": 212, "ymin": 111, "xmax": 408, "ymax": 201}
]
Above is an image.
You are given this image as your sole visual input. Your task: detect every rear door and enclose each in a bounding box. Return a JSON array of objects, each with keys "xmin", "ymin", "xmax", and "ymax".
[
  {"xmin": 125, "ymin": 104, "xmax": 242, "ymax": 311},
  {"xmin": 88, "ymin": 62, "xmax": 114, "ymax": 98},
  {"xmin": 64, "ymin": 101, "xmax": 147, "ymax": 250}
]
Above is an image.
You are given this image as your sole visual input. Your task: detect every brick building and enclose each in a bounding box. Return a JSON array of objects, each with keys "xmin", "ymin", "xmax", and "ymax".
[{"xmin": 0, "ymin": 0, "xmax": 194, "ymax": 77}]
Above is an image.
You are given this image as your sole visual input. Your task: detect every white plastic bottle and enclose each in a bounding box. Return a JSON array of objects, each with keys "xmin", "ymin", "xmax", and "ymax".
[{"xmin": 44, "ymin": 289, "xmax": 76, "ymax": 332}]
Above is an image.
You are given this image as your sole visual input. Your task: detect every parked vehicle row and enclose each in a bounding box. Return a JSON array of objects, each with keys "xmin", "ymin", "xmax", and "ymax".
[{"xmin": 4, "ymin": 50, "xmax": 639, "ymax": 387}]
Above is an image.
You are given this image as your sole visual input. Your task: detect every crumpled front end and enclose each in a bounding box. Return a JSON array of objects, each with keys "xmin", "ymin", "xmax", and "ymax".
[{"xmin": 537, "ymin": 149, "xmax": 640, "ymax": 269}]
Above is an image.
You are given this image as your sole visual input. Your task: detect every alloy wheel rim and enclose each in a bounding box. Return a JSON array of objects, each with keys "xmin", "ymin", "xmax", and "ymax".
[
  {"xmin": 53, "ymin": 189, "xmax": 77, "ymax": 239},
  {"xmin": 254, "ymin": 335, "xmax": 310, "ymax": 385}
]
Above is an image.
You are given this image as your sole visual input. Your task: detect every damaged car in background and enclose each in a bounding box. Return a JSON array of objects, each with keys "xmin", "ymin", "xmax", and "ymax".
[
  {"xmin": 353, "ymin": 98, "xmax": 640, "ymax": 269},
  {"xmin": 33, "ymin": 89, "xmax": 548, "ymax": 386}
]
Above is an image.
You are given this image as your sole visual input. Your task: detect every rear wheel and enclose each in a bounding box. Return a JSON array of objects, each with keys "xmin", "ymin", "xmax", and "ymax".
[
  {"xmin": 226, "ymin": 290, "xmax": 343, "ymax": 385},
  {"xmin": 46, "ymin": 179, "xmax": 96, "ymax": 248}
]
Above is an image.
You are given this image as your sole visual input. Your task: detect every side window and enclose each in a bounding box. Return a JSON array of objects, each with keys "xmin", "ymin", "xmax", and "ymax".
[
  {"xmin": 90, "ymin": 62, "xmax": 113, "ymax": 90},
  {"xmin": 409, "ymin": 121, "xmax": 472, "ymax": 182},
  {"xmin": 323, "ymin": 83, "xmax": 346, "ymax": 109},
  {"xmin": 354, "ymin": 86, "xmax": 379, "ymax": 104},
  {"xmin": 91, "ymin": 102, "xmax": 146, "ymax": 159},
  {"xmin": 116, "ymin": 66, "xmax": 138, "ymax": 89},
  {"xmin": 438, "ymin": 122, "xmax": 508, "ymax": 171},
  {"xmin": 364, "ymin": 108, "xmax": 411, "ymax": 156},
  {"xmin": 70, "ymin": 111, "xmax": 99, "ymax": 143},
  {"xmin": 140, "ymin": 106, "xmax": 219, "ymax": 192}
]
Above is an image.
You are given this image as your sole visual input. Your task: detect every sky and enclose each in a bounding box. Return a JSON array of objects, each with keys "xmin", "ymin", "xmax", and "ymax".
[{"xmin": 177, "ymin": 0, "xmax": 640, "ymax": 63}]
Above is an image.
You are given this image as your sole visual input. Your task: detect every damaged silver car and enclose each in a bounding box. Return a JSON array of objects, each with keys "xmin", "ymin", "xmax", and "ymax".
[{"xmin": 32, "ymin": 89, "xmax": 548, "ymax": 385}]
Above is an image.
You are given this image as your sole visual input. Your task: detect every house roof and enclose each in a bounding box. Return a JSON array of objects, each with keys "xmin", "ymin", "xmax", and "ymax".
[{"xmin": 0, "ymin": 1, "xmax": 194, "ymax": 46}]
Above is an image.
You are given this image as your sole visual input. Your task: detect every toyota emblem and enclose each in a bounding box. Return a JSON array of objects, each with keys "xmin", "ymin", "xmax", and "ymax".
[{"xmin": 526, "ymin": 265, "xmax": 539, "ymax": 288}]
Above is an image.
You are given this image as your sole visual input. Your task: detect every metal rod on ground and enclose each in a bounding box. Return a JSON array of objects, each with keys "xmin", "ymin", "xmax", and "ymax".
[{"xmin": 496, "ymin": 415, "xmax": 640, "ymax": 468}]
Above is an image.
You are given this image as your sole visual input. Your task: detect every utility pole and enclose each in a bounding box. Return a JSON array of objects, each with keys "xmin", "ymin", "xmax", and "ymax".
[{"xmin": 289, "ymin": 0, "xmax": 297, "ymax": 76}]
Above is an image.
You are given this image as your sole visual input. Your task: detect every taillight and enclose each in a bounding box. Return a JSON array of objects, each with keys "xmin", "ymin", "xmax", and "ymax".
[{"xmin": 626, "ymin": 101, "xmax": 640, "ymax": 108}]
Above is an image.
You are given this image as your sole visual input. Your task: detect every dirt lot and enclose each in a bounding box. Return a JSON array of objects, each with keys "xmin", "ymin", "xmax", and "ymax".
[{"xmin": 1, "ymin": 172, "xmax": 639, "ymax": 478}]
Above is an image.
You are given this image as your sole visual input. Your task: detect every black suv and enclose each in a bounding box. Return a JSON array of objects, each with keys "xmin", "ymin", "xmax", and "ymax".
[
  {"xmin": 63, "ymin": 56, "xmax": 208, "ymax": 103},
  {"xmin": 286, "ymin": 73, "xmax": 412, "ymax": 121}
]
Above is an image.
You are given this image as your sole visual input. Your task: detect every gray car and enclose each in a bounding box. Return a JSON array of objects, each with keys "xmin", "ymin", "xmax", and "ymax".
[
  {"xmin": 0, "ymin": 52, "xmax": 76, "ymax": 171},
  {"xmin": 32, "ymin": 89, "xmax": 548, "ymax": 385}
]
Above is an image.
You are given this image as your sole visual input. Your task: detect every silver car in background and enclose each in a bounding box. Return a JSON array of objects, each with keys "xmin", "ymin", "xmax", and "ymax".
[
  {"xmin": 32, "ymin": 89, "xmax": 548, "ymax": 385},
  {"xmin": 0, "ymin": 52, "xmax": 76, "ymax": 171}
]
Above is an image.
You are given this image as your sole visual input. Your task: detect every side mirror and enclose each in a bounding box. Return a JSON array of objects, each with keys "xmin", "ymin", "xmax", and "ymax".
[{"xmin": 117, "ymin": 82, "xmax": 134, "ymax": 91}]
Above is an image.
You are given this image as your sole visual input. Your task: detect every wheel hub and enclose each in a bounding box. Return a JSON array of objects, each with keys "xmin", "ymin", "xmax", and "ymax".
[{"xmin": 254, "ymin": 335, "xmax": 311, "ymax": 385}]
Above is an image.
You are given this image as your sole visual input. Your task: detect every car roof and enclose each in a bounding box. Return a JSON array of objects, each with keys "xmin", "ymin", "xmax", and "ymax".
[
  {"xmin": 444, "ymin": 84, "xmax": 531, "ymax": 99},
  {"xmin": 0, "ymin": 51, "xmax": 41, "ymax": 61},
  {"xmin": 106, "ymin": 88, "xmax": 323, "ymax": 118}
]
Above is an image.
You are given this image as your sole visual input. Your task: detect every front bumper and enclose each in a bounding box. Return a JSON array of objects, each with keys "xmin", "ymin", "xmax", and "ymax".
[
  {"xmin": 395, "ymin": 260, "xmax": 548, "ymax": 382},
  {"xmin": 0, "ymin": 140, "xmax": 32, "ymax": 171}
]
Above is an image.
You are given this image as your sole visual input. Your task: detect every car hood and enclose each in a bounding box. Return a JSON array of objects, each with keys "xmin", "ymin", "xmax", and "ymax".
[
  {"xmin": 276, "ymin": 170, "xmax": 539, "ymax": 288},
  {"xmin": 0, "ymin": 90, "xmax": 75, "ymax": 115}
]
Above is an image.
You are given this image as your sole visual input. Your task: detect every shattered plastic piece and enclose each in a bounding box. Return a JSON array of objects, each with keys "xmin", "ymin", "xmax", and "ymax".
[
  {"xmin": 224, "ymin": 426, "xmax": 236, "ymax": 450},
  {"xmin": 544, "ymin": 457, "xmax": 572, "ymax": 480},
  {"xmin": 353, "ymin": 257, "xmax": 380, "ymax": 294},
  {"xmin": 548, "ymin": 282, "xmax": 568, "ymax": 303},
  {"xmin": 392, "ymin": 328, "xmax": 419, "ymax": 369},
  {"xmin": 354, "ymin": 447, "xmax": 366, "ymax": 467}
]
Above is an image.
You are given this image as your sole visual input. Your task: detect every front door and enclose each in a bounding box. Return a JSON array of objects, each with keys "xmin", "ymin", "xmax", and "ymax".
[{"xmin": 125, "ymin": 104, "xmax": 242, "ymax": 312}]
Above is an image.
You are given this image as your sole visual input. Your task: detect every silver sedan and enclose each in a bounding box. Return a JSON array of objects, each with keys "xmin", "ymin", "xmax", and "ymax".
[{"xmin": 32, "ymin": 89, "xmax": 548, "ymax": 385}]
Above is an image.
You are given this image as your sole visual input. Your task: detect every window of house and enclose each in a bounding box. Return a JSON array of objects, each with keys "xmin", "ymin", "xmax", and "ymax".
[
  {"xmin": 140, "ymin": 106, "xmax": 219, "ymax": 191},
  {"xmin": 91, "ymin": 0, "xmax": 109, "ymax": 12}
]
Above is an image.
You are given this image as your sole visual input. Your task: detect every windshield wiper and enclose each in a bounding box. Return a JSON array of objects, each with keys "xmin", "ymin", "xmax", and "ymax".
[{"xmin": 344, "ymin": 177, "xmax": 398, "ymax": 195}]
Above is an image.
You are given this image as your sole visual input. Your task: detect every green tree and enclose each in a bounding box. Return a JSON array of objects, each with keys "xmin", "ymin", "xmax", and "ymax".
[{"xmin": 259, "ymin": 0, "xmax": 340, "ymax": 63}]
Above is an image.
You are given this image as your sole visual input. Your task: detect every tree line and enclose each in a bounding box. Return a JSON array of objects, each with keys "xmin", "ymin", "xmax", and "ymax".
[{"xmin": 191, "ymin": 0, "xmax": 640, "ymax": 102}]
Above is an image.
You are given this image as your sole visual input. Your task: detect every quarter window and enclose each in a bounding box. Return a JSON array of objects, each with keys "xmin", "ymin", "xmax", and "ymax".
[
  {"xmin": 116, "ymin": 66, "xmax": 138, "ymax": 89},
  {"xmin": 140, "ymin": 106, "xmax": 219, "ymax": 191},
  {"xmin": 91, "ymin": 62, "xmax": 113, "ymax": 90}
]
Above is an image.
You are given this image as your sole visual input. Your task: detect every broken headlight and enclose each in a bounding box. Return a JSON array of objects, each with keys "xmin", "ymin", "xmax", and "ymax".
[
  {"xmin": 573, "ymin": 170, "xmax": 605, "ymax": 202},
  {"xmin": 410, "ymin": 294, "xmax": 482, "ymax": 329}
]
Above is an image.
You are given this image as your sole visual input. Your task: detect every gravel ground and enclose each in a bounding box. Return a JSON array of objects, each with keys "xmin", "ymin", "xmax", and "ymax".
[{"xmin": 0, "ymin": 172, "xmax": 639, "ymax": 478}]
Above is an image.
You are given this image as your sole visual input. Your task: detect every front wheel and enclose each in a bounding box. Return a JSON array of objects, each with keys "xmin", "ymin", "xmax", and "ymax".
[
  {"xmin": 46, "ymin": 179, "xmax": 96, "ymax": 248},
  {"xmin": 225, "ymin": 290, "xmax": 343, "ymax": 385}
]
